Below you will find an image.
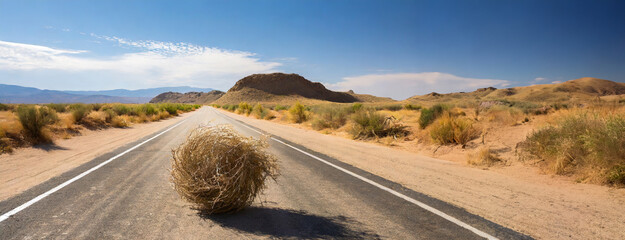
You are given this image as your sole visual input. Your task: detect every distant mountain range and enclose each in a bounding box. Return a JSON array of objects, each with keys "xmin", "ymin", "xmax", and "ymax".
[{"xmin": 0, "ymin": 84, "xmax": 215, "ymax": 104}]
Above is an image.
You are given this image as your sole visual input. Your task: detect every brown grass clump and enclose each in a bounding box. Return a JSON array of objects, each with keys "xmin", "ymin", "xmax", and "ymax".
[
  {"xmin": 170, "ymin": 125, "xmax": 279, "ymax": 214},
  {"xmin": 429, "ymin": 113, "xmax": 480, "ymax": 146},
  {"xmin": 111, "ymin": 116, "xmax": 130, "ymax": 128},
  {"xmin": 467, "ymin": 146, "xmax": 501, "ymax": 166}
]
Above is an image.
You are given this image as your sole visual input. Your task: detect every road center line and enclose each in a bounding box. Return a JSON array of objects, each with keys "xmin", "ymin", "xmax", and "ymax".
[
  {"xmin": 0, "ymin": 119, "xmax": 188, "ymax": 223},
  {"xmin": 214, "ymin": 108, "xmax": 498, "ymax": 240}
]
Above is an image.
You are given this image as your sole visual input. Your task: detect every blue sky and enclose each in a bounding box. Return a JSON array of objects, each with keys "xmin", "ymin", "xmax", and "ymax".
[{"xmin": 0, "ymin": 0, "xmax": 624, "ymax": 99}]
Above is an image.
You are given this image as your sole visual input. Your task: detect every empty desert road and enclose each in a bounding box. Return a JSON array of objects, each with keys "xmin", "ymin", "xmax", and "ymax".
[{"xmin": 0, "ymin": 107, "xmax": 530, "ymax": 239}]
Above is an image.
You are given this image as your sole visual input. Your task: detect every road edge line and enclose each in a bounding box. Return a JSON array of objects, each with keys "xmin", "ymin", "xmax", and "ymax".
[{"xmin": 0, "ymin": 119, "xmax": 188, "ymax": 223}]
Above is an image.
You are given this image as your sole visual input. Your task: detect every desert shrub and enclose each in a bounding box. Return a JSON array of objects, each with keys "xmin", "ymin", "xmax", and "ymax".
[
  {"xmin": 419, "ymin": 104, "xmax": 447, "ymax": 129},
  {"xmin": 45, "ymin": 103, "xmax": 68, "ymax": 113},
  {"xmin": 138, "ymin": 104, "xmax": 158, "ymax": 116},
  {"xmin": 160, "ymin": 103, "xmax": 179, "ymax": 116},
  {"xmin": 467, "ymin": 146, "xmax": 501, "ymax": 166},
  {"xmin": 111, "ymin": 104, "xmax": 131, "ymax": 116},
  {"xmin": 170, "ymin": 125, "xmax": 278, "ymax": 214},
  {"xmin": 429, "ymin": 113, "xmax": 479, "ymax": 146},
  {"xmin": 273, "ymin": 104, "xmax": 288, "ymax": 111},
  {"xmin": 522, "ymin": 112, "xmax": 625, "ymax": 185},
  {"xmin": 227, "ymin": 105, "xmax": 238, "ymax": 112},
  {"xmin": 0, "ymin": 103, "xmax": 9, "ymax": 111},
  {"xmin": 404, "ymin": 104, "xmax": 421, "ymax": 110},
  {"xmin": 236, "ymin": 102, "xmax": 253, "ymax": 115},
  {"xmin": 251, "ymin": 104, "xmax": 268, "ymax": 119},
  {"xmin": 349, "ymin": 109, "xmax": 409, "ymax": 139},
  {"xmin": 90, "ymin": 103, "xmax": 103, "ymax": 111},
  {"xmin": 69, "ymin": 104, "xmax": 92, "ymax": 123},
  {"xmin": 350, "ymin": 103, "xmax": 363, "ymax": 113},
  {"xmin": 485, "ymin": 105, "xmax": 524, "ymax": 126},
  {"xmin": 103, "ymin": 109, "xmax": 116, "ymax": 123},
  {"xmin": 375, "ymin": 104, "xmax": 403, "ymax": 111},
  {"xmin": 16, "ymin": 105, "xmax": 58, "ymax": 143},
  {"xmin": 288, "ymin": 102, "xmax": 309, "ymax": 123},
  {"xmin": 111, "ymin": 116, "xmax": 129, "ymax": 128},
  {"xmin": 310, "ymin": 105, "xmax": 348, "ymax": 130}
]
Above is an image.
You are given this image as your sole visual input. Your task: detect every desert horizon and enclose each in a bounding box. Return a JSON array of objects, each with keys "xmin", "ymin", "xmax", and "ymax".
[{"xmin": 1, "ymin": 1, "xmax": 624, "ymax": 240}]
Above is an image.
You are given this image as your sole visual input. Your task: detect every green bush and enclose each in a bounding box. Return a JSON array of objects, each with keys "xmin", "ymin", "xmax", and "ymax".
[
  {"xmin": 273, "ymin": 105, "xmax": 289, "ymax": 111},
  {"xmin": 0, "ymin": 103, "xmax": 9, "ymax": 111},
  {"xmin": 349, "ymin": 109, "xmax": 409, "ymax": 139},
  {"xmin": 404, "ymin": 104, "xmax": 421, "ymax": 110},
  {"xmin": 138, "ymin": 104, "xmax": 158, "ymax": 116},
  {"xmin": 45, "ymin": 103, "xmax": 68, "ymax": 113},
  {"xmin": 112, "ymin": 104, "xmax": 131, "ymax": 116},
  {"xmin": 251, "ymin": 104, "xmax": 268, "ymax": 119},
  {"xmin": 311, "ymin": 105, "xmax": 349, "ymax": 130},
  {"xmin": 159, "ymin": 103, "xmax": 179, "ymax": 116},
  {"xmin": 90, "ymin": 103, "xmax": 103, "ymax": 111},
  {"xmin": 288, "ymin": 102, "xmax": 308, "ymax": 123},
  {"xmin": 350, "ymin": 103, "xmax": 363, "ymax": 113},
  {"xmin": 69, "ymin": 104, "xmax": 92, "ymax": 123},
  {"xmin": 237, "ymin": 102, "xmax": 253, "ymax": 115},
  {"xmin": 16, "ymin": 105, "xmax": 58, "ymax": 143},
  {"xmin": 419, "ymin": 104, "xmax": 447, "ymax": 129},
  {"xmin": 375, "ymin": 104, "xmax": 403, "ymax": 111}
]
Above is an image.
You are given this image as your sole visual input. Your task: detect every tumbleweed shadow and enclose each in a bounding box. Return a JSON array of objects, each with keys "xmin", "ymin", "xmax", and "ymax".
[{"xmin": 199, "ymin": 207, "xmax": 380, "ymax": 239}]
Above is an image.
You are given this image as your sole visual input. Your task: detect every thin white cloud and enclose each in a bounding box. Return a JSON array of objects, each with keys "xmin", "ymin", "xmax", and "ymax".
[
  {"xmin": 327, "ymin": 72, "xmax": 510, "ymax": 100},
  {"xmin": 534, "ymin": 77, "xmax": 546, "ymax": 82},
  {"xmin": 551, "ymin": 80, "xmax": 562, "ymax": 84},
  {"xmin": 0, "ymin": 38, "xmax": 281, "ymax": 90}
]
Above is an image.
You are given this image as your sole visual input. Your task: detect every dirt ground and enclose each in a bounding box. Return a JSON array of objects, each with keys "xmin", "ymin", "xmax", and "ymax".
[
  {"xmin": 0, "ymin": 112, "xmax": 195, "ymax": 201},
  {"xmin": 220, "ymin": 109, "xmax": 625, "ymax": 240}
]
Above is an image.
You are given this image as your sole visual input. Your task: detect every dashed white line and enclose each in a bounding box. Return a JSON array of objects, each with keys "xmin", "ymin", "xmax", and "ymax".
[{"xmin": 214, "ymin": 108, "xmax": 498, "ymax": 240}]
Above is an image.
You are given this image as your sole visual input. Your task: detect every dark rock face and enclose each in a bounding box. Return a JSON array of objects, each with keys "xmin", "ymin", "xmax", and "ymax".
[
  {"xmin": 149, "ymin": 90, "xmax": 225, "ymax": 104},
  {"xmin": 228, "ymin": 73, "xmax": 359, "ymax": 103}
]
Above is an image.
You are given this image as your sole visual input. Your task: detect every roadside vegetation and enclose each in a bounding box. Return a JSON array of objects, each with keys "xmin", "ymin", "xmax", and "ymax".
[
  {"xmin": 216, "ymin": 98, "xmax": 625, "ymax": 187},
  {"xmin": 0, "ymin": 103, "xmax": 200, "ymax": 154}
]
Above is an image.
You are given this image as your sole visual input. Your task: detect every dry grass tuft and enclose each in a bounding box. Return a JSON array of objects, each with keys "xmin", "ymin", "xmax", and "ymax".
[
  {"xmin": 467, "ymin": 146, "xmax": 501, "ymax": 166},
  {"xmin": 170, "ymin": 125, "xmax": 279, "ymax": 214}
]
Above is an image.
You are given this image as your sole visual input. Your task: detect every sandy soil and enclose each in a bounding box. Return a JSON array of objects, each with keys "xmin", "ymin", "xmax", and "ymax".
[
  {"xmin": 0, "ymin": 112, "xmax": 195, "ymax": 201},
  {"xmin": 219, "ymin": 108, "xmax": 625, "ymax": 240}
]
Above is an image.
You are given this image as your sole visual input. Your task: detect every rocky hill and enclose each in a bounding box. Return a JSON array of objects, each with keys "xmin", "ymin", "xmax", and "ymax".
[
  {"xmin": 407, "ymin": 77, "xmax": 625, "ymax": 104},
  {"xmin": 214, "ymin": 73, "xmax": 361, "ymax": 104},
  {"xmin": 149, "ymin": 90, "xmax": 225, "ymax": 104}
]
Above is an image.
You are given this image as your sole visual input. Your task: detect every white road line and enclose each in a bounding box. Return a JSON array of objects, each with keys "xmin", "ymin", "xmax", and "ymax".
[
  {"xmin": 0, "ymin": 119, "xmax": 188, "ymax": 223},
  {"xmin": 214, "ymin": 108, "xmax": 498, "ymax": 240}
]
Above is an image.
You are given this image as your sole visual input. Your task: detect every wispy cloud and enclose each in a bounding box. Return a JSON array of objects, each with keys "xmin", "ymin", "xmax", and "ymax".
[
  {"xmin": 326, "ymin": 72, "xmax": 510, "ymax": 100},
  {"xmin": 0, "ymin": 37, "xmax": 281, "ymax": 90}
]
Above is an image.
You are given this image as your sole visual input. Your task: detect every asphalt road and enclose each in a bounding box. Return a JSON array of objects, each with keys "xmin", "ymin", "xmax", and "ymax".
[{"xmin": 0, "ymin": 107, "xmax": 531, "ymax": 239}]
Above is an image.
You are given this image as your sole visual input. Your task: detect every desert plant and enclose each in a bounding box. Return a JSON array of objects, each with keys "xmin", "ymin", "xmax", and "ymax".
[
  {"xmin": 251, "ymin": 104, "xmax": 268, "ymax": 119},
  {"xmin": 375, "ymin": 104, "xmax": 403, "ymax": 111},
  {"xmin": 310, "ymin": 105, "xmax": 348, "ymax": 130},
  {"xmin": 349, "ymin": 109, "xmax": 408, "ymax": 139},
  {"xmin": 467, "ymin": 146, "xmax": 501, "ymax": 166},
  {"xmin": 522, "ymin": 111, "xmax": 625, "ymax": 185},
  {"xmin": 404, "ymin": 104, "xmax": 421, "ymax": 110},
  {"xmin": 350, "ymin": 103, "xmax": 363, "ymax": 113},
  {"xmin": 45, "ymin": 103, "xmax": 68, "ymax": 113},
  {"xmin": 16, "ymin": 105, "xmax": 58, "ymax": 143},
  {"xmin": 111, "ymin": 116, "xmax": 129, "ymax": 128},
  {"xmin": 0, "ymin": 103, "xmax": 9, "ymax": 111},
  {"xmin": 273, "ymin": 104, "xmax": 288, "ymax": 111},
  {"xmin": 170, "ymin": 125, "xmax": 278, "ymax": 214},
  {"xmin": 288, "ymin": 102, "xmax": 309, "ymax": 123},
  {"xmin": 419, "ymin": 104, "xmax": 447, "ymax": 129},
  {"xmin": 429, "ymin": 113, "xmax": 479, "ymax": 146},
  {"xmin": 236, "ymin": 102, "xmax": 253, "ymax": 115},
  {"xmin": 69, "ymin": 104, "xmax": 92, "ymax": 123}
]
